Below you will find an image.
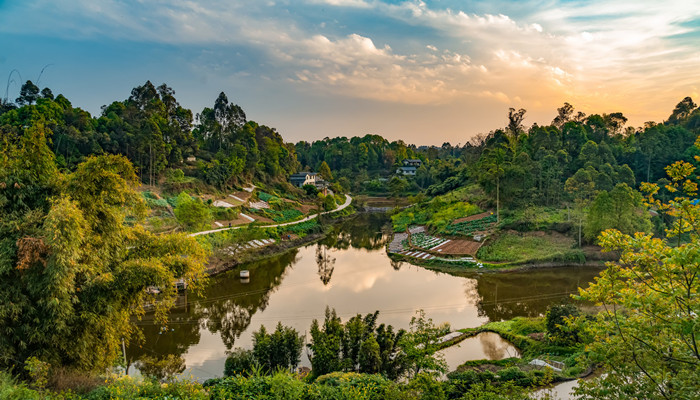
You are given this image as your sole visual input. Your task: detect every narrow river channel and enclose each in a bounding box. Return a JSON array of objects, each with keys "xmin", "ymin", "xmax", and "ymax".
[{"xmin": 129, "ymin": 213, "xmax": 602, "ymax": 385}]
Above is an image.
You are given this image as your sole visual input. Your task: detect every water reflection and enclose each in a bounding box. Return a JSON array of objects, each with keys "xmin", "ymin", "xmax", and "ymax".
[
  {"xmin": 316, "ymin": 245, "xmax": 335, "ymax": 285},
  {"xmin": 439, "ymin": 332, "xmax": 521, "ymax": 372},
  {"xmin": 474, "ymin": 268, "xmax": 602, "ymax": 321},
  {"xmin": 129, "ymin": 213, "xmax": 602, "ymax": 379}
]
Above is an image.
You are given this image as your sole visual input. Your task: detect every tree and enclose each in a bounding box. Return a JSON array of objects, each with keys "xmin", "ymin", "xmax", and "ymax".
[
  {"xmin": 552, "ymin": 102, "xmax": 574, "ymax": 128},
  {"xmin": 318, "ymin": 160, "xmax": 333, "ymax": 181},
  {"xmin": 388, "ymin": 176, "xmax": 409, "ymax": 198},
  {"xmin": 399, "ymin": 310, "xmax": 448, "ymax": 378},
  {"xmin": 40, "ymin": 87, "xmax": 54, "ymax": 100},
  {"xmin": 0, "ymin": 142, "xmax": 208, "ymax": 372},
  {"xmin": 565, "ymin": 168, "xmax": 596, "ymax": 247},
  {"xmin": 480, "ymin": 146, "xmax": 508, "ymax": 222},
  {"xmin": 576, "ymin": 158, "xmax": 700, "ymax": 399},
  {"xmin": 252, "ymin": 323, "xmax": 304, "ymax": 373},
  {"xmin": 174, "ymin": 192, "xmax": 213, "ymax": 231},
  {"xmin": 584, "ymin": 183, "xmax": 651, "ymax": 241},
  {"xmin": 507, "ymin": 107, "xmax": 526, "ymax": 136},
  {"xmin": 545, "ymin": 303, "xmax": 581, "ymax": 345},
  {"xmin": 15, "ymin": 80, "xmax": 40, "ymax": 105},
  {"xmin": 666, "ymin": 96, "xmax": 697, "ymax": 125}
]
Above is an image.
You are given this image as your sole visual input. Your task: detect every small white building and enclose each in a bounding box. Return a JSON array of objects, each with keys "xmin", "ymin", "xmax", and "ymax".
[
  {"xmin": 289, "ymin": 172, "xmax": 318, "ymax": 187},
  {"xmin": 396, "ymin": 166, "xmax": 417, "ymax": 176},
  {"xmin": 403, "ymin": 159, "xmax": 422, "ymax": 167}
]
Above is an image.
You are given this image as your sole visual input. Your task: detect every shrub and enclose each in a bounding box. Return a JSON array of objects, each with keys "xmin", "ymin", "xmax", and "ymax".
[
  {"xmin": 174, "ymin": 192, "xmax": 213, "ymax": 231},
  {"xmin": 84, "ymin": 376, "xmax": 207, "ymax": 399},
  {"xmin": 224, "ymin": 349, "xmax": 257, "ymax": 377},
  {"xmin": 545, "ymin": 303, "xmax": 582, "ymax": 345},
  {"xmin": 323, "ymin": 195, "xmax": 336, "ymax": 211}
]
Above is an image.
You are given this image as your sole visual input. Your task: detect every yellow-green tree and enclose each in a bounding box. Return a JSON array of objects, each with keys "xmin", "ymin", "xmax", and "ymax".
[
  {"xmin": 576, "ymin": 157, "xmax": 700, "ymax": 399},
  {"xmin": 0, "ymin": 123, "xmax": 208, "ymax": 372}
]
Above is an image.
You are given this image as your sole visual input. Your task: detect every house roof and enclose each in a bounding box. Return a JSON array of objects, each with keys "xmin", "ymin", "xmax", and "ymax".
[
  {"xmin": 397, "ymin": 166, "xmax": 417, "ymax": 171},
  {"xmin": 290, "ymin": 172, "xmax": 317, "ymax": 179},
  {"xmin": 404, "ymin": 159, "xmax": 421, "ymax": 163}
]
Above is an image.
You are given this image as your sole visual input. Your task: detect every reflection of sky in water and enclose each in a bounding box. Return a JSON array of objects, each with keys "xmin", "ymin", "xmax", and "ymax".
[
  {"xmin": 180, "ymin": 245, "xmax": 487, "ymax": 378},
  {"xmin": 438, "ymin": 332, "xmax": 521, "ymax": 372}
]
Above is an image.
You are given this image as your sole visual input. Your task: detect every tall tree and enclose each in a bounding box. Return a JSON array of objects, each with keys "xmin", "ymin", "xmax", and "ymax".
[{"xmin": 15, "ymin": 80, "xmax": 40, "ymax": 106}]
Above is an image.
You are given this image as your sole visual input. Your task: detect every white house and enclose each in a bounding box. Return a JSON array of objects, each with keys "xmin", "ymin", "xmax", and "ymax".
[
  {"xmin": 396, "ymin": 166, "xmax": 417, "ymax": 176},
  {"xmin": 289, "ymin": 172, "xmax": 318, "ymax": 187}
]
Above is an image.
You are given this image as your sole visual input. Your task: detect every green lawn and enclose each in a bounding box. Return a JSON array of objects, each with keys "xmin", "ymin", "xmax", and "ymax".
[{"xmin": 477, "ymin": 232, "xmax": 582, "ymax": 263}]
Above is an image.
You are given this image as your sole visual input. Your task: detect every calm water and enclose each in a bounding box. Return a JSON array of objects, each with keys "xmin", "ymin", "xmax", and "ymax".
[{"xmin": 129, "ymin": 214, "xmax": 602, "ymax": 380}]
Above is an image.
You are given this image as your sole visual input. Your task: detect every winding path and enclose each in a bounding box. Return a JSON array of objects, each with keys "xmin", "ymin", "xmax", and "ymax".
[{"xmin": 189, "ymin": 194, "xmax": 353, "ymax": 237}]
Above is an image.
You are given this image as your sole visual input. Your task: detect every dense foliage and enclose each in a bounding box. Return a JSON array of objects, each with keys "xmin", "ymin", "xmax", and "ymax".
[
  {"xmin": 0, "ymin": 121, "xmax": 208, "ymax": 372},
  {"xmin": 576, "ymin": 156, "xmax": 700, "ymax": 399}
]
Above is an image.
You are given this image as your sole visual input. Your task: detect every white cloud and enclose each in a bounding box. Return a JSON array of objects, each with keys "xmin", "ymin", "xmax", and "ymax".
[{"xmin": 2, "ymin": 0, "xmax": 700, "ymax": 120}]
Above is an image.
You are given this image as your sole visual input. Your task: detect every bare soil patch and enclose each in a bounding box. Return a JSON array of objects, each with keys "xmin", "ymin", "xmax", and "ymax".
[
  {"xmin": 452, "ymin": 211, "xmax": 493, "ymax": 224},
  {"xmin": 432, "ymin": 239, "xmax": 483, "ymax": 256}
]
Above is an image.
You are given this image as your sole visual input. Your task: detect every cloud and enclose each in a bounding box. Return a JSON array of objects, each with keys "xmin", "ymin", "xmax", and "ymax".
[{"xmin": 2, "ymin": 0, "xmax": 699, "ymax": 123}]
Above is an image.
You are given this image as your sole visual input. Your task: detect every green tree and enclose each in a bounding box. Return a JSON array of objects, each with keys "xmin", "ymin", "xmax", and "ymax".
[
  {"xmin": 252, "ymin": 323, "xmax": 304, "ymax": 373},
  {"xmin": 399, "ymin": 310, "xmax": 448, "ymax": 378},
  {"xmin": 480, "ymin": 146, "xmax": 508, "ymax": 222},
  {"xmin": 16, "ymin": 80, "xmax": 40, "ymax": 106},
  {"xmin": 576, "ymin": 159, "xmax": 700, "ymax": 399},
  {"xmin": 174, "ymin": 192, "xmax": 213, "ymax": 231},
  {"xmin": 318, "ymin": 160, "xmax": 333, "ymax": 181},
  {"xmin": 565, "ymin": 168, "xmax": 596, "ymax": 246},
  {"xmin": 584, "ymin": 183, "xmax": 652, "ymax": 241},
  {"xmin": 323, "ymin": 194, "xmax": 336, "ymax": 211},
  {"xmin": 0, "ymin": 141, "xmax": 208, "ymax": 372}
]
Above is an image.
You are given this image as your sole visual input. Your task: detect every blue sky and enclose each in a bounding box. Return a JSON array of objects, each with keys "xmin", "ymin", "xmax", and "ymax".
[{"xmin": 1, "ymin": 0, "xmax": 699, "ymax": 145}]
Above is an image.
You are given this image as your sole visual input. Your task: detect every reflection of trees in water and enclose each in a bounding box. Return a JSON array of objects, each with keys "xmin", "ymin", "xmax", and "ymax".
[
  {"xmin": 473, "ymin": 267, "xmax": 603, "ymax": 321},
  {"xmin": 390, "ymin": 259, "xmax": 403, "ymax": 271},
  {"xmin": 130, "ymin": 249, "xmax": 299, "ymax": 364},
  {"xmin": 128, "ymin": 296, "xmax": 200, "ymax": 366},
  {"xmin": 316, "ymin": 244, "xmax": 336, "ymax": 285},
  {"xmin": 462, "ymin": 278, "xmax": 479, "ymax": 307},
  {"xmin": 323, "ymin": 213, "xmax": 391, "ymax": 251},
  {"xmin": 479, "ymin": 332, "xmax": 517, "ymax": 360}
]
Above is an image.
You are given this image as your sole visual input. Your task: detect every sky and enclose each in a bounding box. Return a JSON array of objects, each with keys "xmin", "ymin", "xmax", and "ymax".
[{"xmin": 1, "ymin": 0, "xmax": 699, "ymax": 145}]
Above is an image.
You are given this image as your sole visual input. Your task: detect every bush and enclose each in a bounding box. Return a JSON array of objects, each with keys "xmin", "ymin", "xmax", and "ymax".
[
  {"xmin": 174, "ymin": 192, "xmax": 213, "ymax": 231},
  {"xmin": 323, "ymin": 195, "xmax": 336, "ymax": 211},
  {"xmin": 224, "ymin": 348, "xmax": 257, "ymax": 377},
  {"xmin": 303, "ymin": 184, "xmax": 319, "ymax": 196},
  {"xmin": 0, "ymin": 372, "xmax": 41, "ymax": 400},
  {"xmin": 545, "ymin": 303, "xmax": 582, "ymax": 345},
  {"xmin": 213, "ymin": 206, "xmax": 239, "ymax": 221},
  {"xmin": 84, "ymin": 376, "xmax": 208, "ymax": 399}
]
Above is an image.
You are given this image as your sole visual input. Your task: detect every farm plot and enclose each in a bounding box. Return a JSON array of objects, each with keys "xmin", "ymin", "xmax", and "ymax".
[
  {"xmin": 411, "ymin": 233, "xmax": 449, "ymax": 250},
  {"xmin": 430, "ymin": 239, "xmax": 482, "ymax": 256},
  {"xmin": 443, "ymin": 214, "xmax": 497, "ymax": 237}
]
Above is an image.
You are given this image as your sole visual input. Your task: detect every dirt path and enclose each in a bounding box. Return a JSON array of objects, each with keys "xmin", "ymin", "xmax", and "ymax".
[{"xmin": 190, "ymin": 194, "xmax": 352, "ymax": 237}]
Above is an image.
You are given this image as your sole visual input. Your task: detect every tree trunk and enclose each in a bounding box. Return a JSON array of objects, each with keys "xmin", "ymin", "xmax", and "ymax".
[{"xmin": 496, "ymin": 177, "xmax": 500, "ymax": 223}]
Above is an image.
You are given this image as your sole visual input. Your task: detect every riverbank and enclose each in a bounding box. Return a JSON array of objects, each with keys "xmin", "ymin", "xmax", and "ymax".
[
  {"xmin": 202, "ymin": 204, "xmax": 358, "ymax": 276},
  {"xmin": 386, "ymin": 228, "xmax": 616, "ymax": 273}
]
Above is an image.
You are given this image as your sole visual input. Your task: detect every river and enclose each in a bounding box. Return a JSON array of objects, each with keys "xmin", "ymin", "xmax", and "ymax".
[{"xmin": 129, "ymin": 213, "xmax": 602, "ymax": 385}]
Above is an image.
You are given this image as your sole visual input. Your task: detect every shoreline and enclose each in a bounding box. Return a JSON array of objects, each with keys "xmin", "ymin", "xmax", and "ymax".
[{"xmin": 203, "ymin": 208, "xmax": 360, "ymax": 277}]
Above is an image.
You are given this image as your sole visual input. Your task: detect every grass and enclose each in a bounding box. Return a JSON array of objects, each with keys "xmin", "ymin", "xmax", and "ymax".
[
  {"xmin": 391, "ymin": 187, "xmax": 481, "ymax": 232},
  {"xmin": 477, "ymin": 232, "xmax": 583, "ymax": 264}
]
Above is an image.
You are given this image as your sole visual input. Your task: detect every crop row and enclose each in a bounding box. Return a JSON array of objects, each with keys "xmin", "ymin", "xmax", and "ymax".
[{"xmin": 443, "ymin": 215, "xmax": 498, "ymax": 236}]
